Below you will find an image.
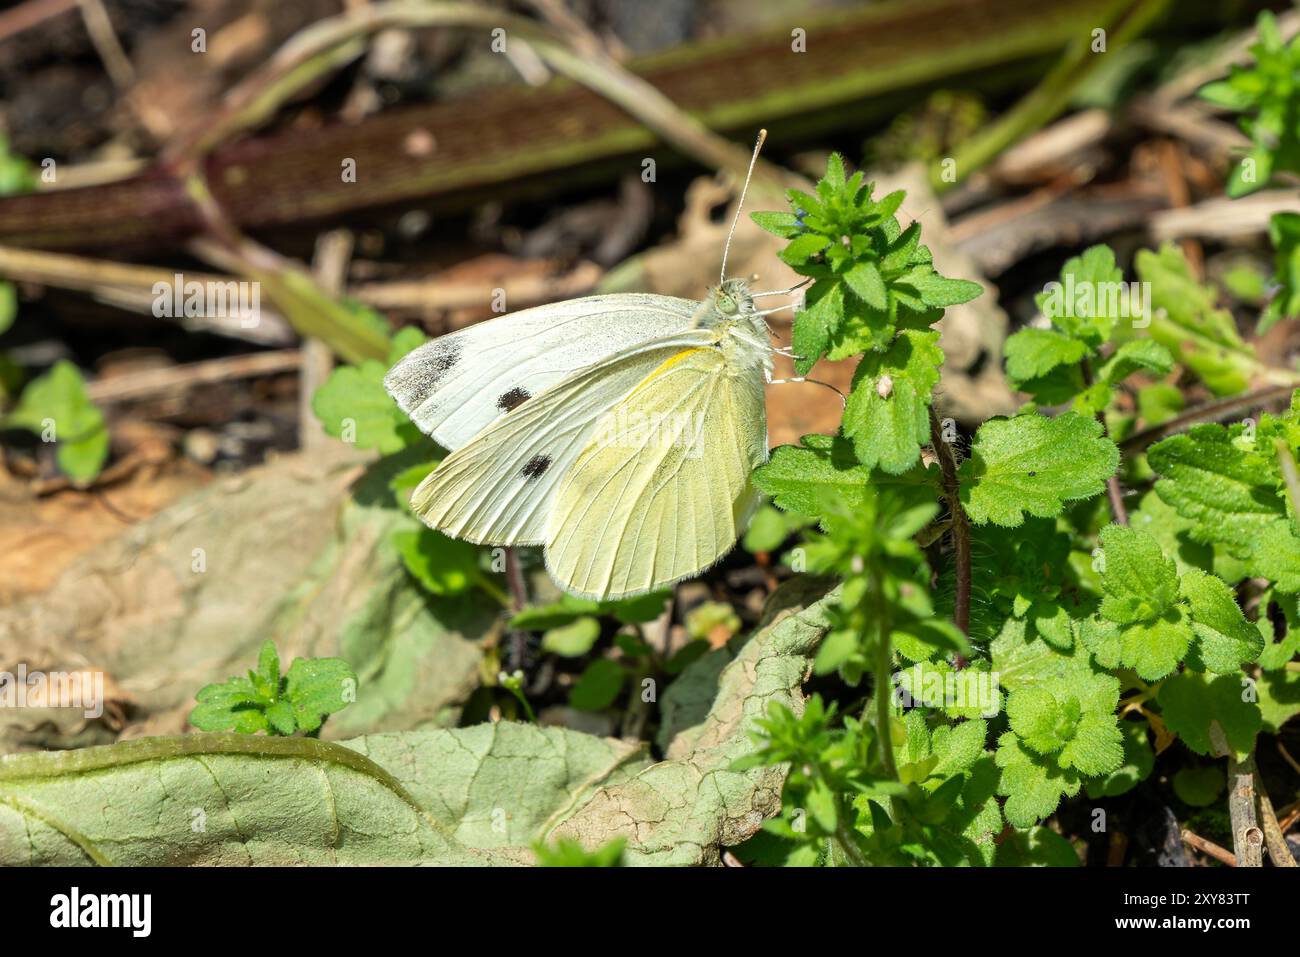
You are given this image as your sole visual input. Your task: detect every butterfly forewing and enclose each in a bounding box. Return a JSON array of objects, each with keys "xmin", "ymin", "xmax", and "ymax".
[
  {"xmin": 544, "ymin": 345, "xmax": 767, "ymax": 599},
  {"xmin": 385, "ymin": 294, "xmax": 698, "ymax": 451},
  {"xmin": 408, "ymin": 331, "xmax": 715, "ymax": 546}
]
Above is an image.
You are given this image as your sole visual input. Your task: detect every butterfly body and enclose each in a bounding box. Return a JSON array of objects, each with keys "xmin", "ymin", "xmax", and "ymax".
[{"xmin": 385, "ymin": 279, "xmax": 773, "ymax": 599}]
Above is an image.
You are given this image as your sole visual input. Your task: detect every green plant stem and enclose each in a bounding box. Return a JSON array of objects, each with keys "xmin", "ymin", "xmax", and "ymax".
[
  {"xmin": 1081, "ymin": 357, "xmax": 1129, "ymax": 525},
  {"xmin": 870, "ymin": 568, "xmax": 898, "ymax": 780},
  {"xmin": 935, "ymin": 0, "xmax": 1170, "ymax": 192},
  {"xmin": 834, "ymin": 817, "xmax": 870, "ymax": 867},
  {"xmin": 928, "ymin": 407, "xmax": 971, "ymax": 655},
  {"xmin": 1275, "ymin": 438, "xmax": 1300, "ymax": 519}
]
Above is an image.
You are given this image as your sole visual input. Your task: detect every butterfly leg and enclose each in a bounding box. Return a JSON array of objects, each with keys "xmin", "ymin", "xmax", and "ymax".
[
  {"xmin": 752, "ymin": 277, "xmax": 812, "ymax": 298},
  {"xmin": 767, "ymin": 376, "xmax": 847, "ymax": 407}
]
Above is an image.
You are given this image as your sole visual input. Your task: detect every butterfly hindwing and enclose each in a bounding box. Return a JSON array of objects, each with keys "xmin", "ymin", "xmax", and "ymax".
[
  {"xmin": 408, "ymin": 331, "xmax": 716, "ymax": 546},
  {"xmin": 544, "ymin": 345, "xmax": 768, "ymax": 599},
  {"xmin": 384, "ymin": 294, "xmax": 698, "ymax": 451}
]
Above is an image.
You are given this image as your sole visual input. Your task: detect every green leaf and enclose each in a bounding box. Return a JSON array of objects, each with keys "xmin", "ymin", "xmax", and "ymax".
[
  {"xmin": 1078, "ymin": 609, "xmax": 1194, "ymax": 681},
  {"xmin": 541, "ymin": 616, "xmax": 601, "ymax": 657},
  {"xmin": 0, "ymin": 281, "xmax": 15, "ymax": 336},
  {"xmin": 190, "ymin": 641, "xmax": 356, "ymax": 737},
  {"xmin": 842, "ymin": 329, "xmax": 942, "ymax": 474},
  {"xmin": 994, "ymin": 731, "xmax": 1081, "ymax": 828},
  {"xmin": 570, "ymin": 659, "xmax": 625, "ymax": 711},
  {"xmin": 1096, "ymin": 524, "xmax": 1179, "ymax": 624},
  {"xmin": 533, "ymin": 836, "xmax": 626, "ymax": 866},
  {"xmin": 1158, "ymin": 672, "xmax": 1261, "ymax": 760},
  {"xmin": 995, "ymin": 826, "xmax": 1079, "ymax": 866},
  {"xmin": 1137, "ymin": 382, "xmax": 1184, "ymax": 426},
  {"xmin": 749, "ymin": 210, "xmax": 803, "ymax": 239},
  {"xmin": 312, "ymin": 359, "xmax": 420, "ymax": 453},
  {"xmin": 3, "ymin": 360, "xmax": 109, "ymax": 483},
  {"xmin": 906, "ymin": 271, "xmax": 983, "ymax": 308},
  {"xmin": 1134, "ymin": 244, "xmax": 1256, "ymax": 395},
  {"xmin": 791, "ymin": 281, "xmax": 843, "ymax": 375},
  {"xmin": 958, "ymin": 413, "xmax": 1118, "ymax": 526},
  {"xmin": 753, "ymin": 434, "xmax": 876, "ymax": 521},
  {"xmin": 1084, "ymin": 720, "xmax": 1155, "ymax": 798},
  {"xmin": 285, "ymin": 657, "xmax": 356, "ymax": 733},
  {"xmin": 1004, "ymin": 328, "xmax": 1087, "ymax": 385},
  {"xmin": 1034, "ymin": 245, "xmax": 1125, "ymax": 347},
  {"xmin": 1148, "ymin": 422, "xmax": 1289, "ymax": 555},
  {"xmin": 511, "ymin": 594, "xmax": 602, "ymax": 630},
  {"xmin": 843, "ymin": 260, "xmax": 888, "ymax": 309},
  {"xmin": 1172, "ymin": 766, "xmax": 1225, "ymax": 807},
  {"xmin": 1179, "ymin": 567, "xmax": 1264, "ymax": 673},
  {"xmin": 392, "ymin": 527, "xmax": 483, "ymax": 597},
  {"xmin": 1098, "ymin": 339, "xmax": 1174, "ymax": 384}
]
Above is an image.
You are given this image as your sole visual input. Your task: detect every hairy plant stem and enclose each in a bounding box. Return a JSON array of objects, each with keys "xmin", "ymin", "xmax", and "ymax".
[
  {"xmin": 870, "ymin": 567, "xmax": 898, "ymax": 781},
  {"xmin": 928, "ymin": 408, "xmax": 971, "ymax": 662},
  {"xmin": 834, "ymin": 818, "xmax": 870, "ymax": 867},
  {"xmin": 1080, "ymin": 357, "xmax": 1129, "ymax": 525}
]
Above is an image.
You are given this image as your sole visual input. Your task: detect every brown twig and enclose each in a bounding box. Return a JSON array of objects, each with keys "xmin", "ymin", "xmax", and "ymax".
[
  {"xmin": 1119, "ymin": 383, "xmax": 1299, "ymax": 455},
  {"xmin": 1081, "ymin": 356, "xmax": 1128, "ymax": 525},
  {"xmin": 1181, "ymin": 829, "xmax": 1236, "ymax": 866},
  {"xmin": 1227, "ymin": 751, "xmax": 1264, "ymax": 867},
  {"xmin": 85, "ymin": 350, "xmax": 303, "ymax": 405},
  {"xmin": 928, "ymin": 407, "xmax": 970, "ymax": 658},
  {"xmin": 1254, "ymin": 771, "xmax": 1297, "ymax": 867},
  {"xmin": 1278, "ymin": 740, "xmax": 1300, "ymax": 777}
]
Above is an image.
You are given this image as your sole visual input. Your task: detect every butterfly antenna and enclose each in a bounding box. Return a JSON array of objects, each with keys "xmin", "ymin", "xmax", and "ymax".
[{"xmin": 719, "ymin": 128, "xmax": 767, "ymax": 285}]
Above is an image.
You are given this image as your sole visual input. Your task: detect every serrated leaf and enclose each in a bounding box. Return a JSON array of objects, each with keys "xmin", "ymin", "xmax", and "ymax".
[
  {"xmin": 842, "ymin": 329, "xmax": 942, "ymax": 474},
  {"xmin": 994, "ymin": 732, "xmax": 1081, "ymax": 828},
  {"xmin": 779, "ymin": 232, "xmax": 832, "ymax": 267},
  {"xmin": 958, "ymin": 413, "xmax": 1118, "ymax": 526},
  {"xmin": 1179, "ymin": 567, "xmax": 1264, "ymax": 673},
  {"xmin": 904, "ymin": 270, "xmax": 984, "ymax": 308},
  {"xmin": 1096, "ymin": 524, "xmax": 1179, "ymax": 624},
  {"xmin": 1078, "ymin": 609, "xmax": 1193, "ymax": 681},
  {"xmin": 1084, "ymin": 720, "xmax": 1154, "ymax": 798},
  {"xmin": 842, "ymin": 260, "xmax": 888, "ymax": 309},
  {"xmin": 753, "ymin": 434, "xmax": 874, "ymax": 521},
  {"xmin": 285, "ymin": 657, "xmax": 356, "ymax": 733},
  {"xmin": 791, "ymin": 281, "xmax": 843, "ymax": 375},
  {"xmin": 1004, "ymin": 328, "xmax": 1088, "ymax": 385},
  {"xmin": 1098, "ymin": 338, "xmax": 1173, "ymax": 384},
  {"xmin": 1035, "ymin": 245, "xmax": 1124, "ymax": 346},
  {"xmin": 313, "ymin": 360, "xmax": 420, "ymax": 453},
  {"xmin": 1158, "ymin": 672, "xmax": 1261, "ymax": 760},
  {"xmin": 749, "ymin": 210, "xmax": 803, "ymax": 238},
  {"xmin": 1148, "ymin": 423, "xmax": 1289, "ymax": 558}
]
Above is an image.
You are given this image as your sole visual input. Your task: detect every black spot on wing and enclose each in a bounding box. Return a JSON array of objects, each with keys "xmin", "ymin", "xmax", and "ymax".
[
  {"xmin": 497, "ymin": 387, "xmax": 531, "ymax": 412},
  {"xmin": 521, "ymin": 454, "xmax": 551, "ymax": 479}
]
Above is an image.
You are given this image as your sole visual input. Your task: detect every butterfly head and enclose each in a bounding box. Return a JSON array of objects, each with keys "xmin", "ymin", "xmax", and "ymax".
[{"xmin": 706, "ymin": 278, "xmax": 755, "ymax": 324}]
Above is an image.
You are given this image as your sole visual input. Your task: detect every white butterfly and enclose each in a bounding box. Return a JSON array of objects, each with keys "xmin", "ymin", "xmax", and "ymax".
[{"xmin": 385, "ymin": 132, "xmax": 795, "ymax": 599}]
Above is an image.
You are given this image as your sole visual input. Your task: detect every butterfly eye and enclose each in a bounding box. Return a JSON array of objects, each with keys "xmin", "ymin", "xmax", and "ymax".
[{"xmin": 717, "ymin": 294, "xmax": 737, "ymax": 315}]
